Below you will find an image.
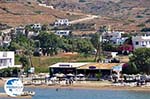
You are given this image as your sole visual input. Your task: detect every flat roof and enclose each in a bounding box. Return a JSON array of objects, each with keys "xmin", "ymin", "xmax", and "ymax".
[
  {"xmin": 0, "ymin": 65, "xmax": 22, "ymax": 70},
  {"xmin": 49, "ymin": 62, "xmax": 89, "ymax": 68},
  {"xmin": 77, "ymin": 63, "xmax": 123, "ymax": 70}
]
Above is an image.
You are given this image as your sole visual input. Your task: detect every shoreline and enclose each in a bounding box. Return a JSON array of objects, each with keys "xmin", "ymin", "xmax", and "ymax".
[
  {"xmin": 0, "ymin": 93, "xmax": 32, "ymax": 98},
  {"xmin": 1, "ymin": 80, "xmax": 150, "ymax": 92},
  {"xmin": 24, "ymin": 83, "xmax": 150, "ymax": 92}
]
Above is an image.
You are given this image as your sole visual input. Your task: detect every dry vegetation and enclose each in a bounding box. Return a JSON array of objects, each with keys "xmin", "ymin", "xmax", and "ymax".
[
  {"xmin": 46, "ymin": 0, "xmax": 150, "ymax": 32},
  {"xmin": 0, "ymin": 0, "xmax": 150, "ymax": 32},
  {"xmin": 0, "ymin": 2, "xmax": 86, "ymax": 27}
]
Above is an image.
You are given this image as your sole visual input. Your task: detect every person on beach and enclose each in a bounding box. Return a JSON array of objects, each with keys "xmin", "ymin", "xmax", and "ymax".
[{"xmin": 56, "ymin": 88, "xmax": 59, "ymax": 91}]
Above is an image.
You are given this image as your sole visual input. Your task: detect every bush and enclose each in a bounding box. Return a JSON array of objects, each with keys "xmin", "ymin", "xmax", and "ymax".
[
  {"xmin": 141, "ymin": 27, "xmax": 150, "ymax": 32},
  {"xmin": 0, "ymin": 67, "xmax": 20, "ymax": 77},
  {"xmin": 145, "ymin": 19, "xmax": 150, "ymax": 23},
  {"xmin": 137, "ymin": 23, "xmax": 145, "ymax": 27},
  {"xmin": 136, "ymin": 15, "xmax": 144, "ymax": 18},
  {"xmin": 79, "ymin": 0, "xmax": 86, "ymax": 2}
]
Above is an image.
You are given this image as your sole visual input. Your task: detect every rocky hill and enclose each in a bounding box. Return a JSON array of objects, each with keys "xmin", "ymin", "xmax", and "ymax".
[
  {"xmin": 44, "ymin": 0, "xmax": 150, "ymax": 32},
  {"xmin": 0, "ymin": 0, "xmax": 150, "ymax": 32},
  {"xmin": 0, "ymin": 1, "xmax": 86, "ymax": 27}
]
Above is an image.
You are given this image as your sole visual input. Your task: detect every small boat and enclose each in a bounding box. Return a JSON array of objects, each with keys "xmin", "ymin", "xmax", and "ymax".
[
  {"xmin": 33, "ymin": 81, "xmax": 42, "ymax": 86},
  {"xmin": 21, "ymin": 91, "xmax": 35, "ymax": 96},
  {"xmin": 23, "ymin": 81, "xmax": 32, "ymax": 86}
]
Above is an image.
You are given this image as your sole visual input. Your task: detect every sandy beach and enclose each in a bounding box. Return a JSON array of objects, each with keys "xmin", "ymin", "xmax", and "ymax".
[
  {"xmin": 0, "ymin": 80, "xmax": 4, "ymax": 87},
  {"xmin": 1, "ymin": 79, "xmax": 150, "ymax": 92}
]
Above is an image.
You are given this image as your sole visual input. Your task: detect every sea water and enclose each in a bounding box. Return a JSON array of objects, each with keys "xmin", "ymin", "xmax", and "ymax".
[{"xmin": 0, "ymin": 87, "xmax": 150, "ymax": 99}]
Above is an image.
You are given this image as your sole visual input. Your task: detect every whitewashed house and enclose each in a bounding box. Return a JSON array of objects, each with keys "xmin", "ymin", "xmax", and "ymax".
[
  {"xmin": 3, "ymin": 35, "xmax": 11, "ymax": 47},
  {"xmin": 0, "ymin": 36, "xmax": 3, "ymax": 46},
  {"xmin": 38, "ymin": 3, "xmax": 54, "ymax": 9},
  {"xmin": 107, "ymin": 31, "xmax": 126, "ymax": 45},
  {"xmin": 54, "ymin": 19, "xmax": 70, "ymax": 26},
  {"xmin": 31, "ymin": 23, "xmax": 42, "ymax": 31},
  {"xmin": 55, "ymin": 30, "xmax": 70, "ymax": 37},
  {"xmin": 0, "ymin": 33, "xmax": 12, "ymax": 47},
  {"xmin": 110, "ymin": 37, "xmax": 128, "ymax": 45},
  {"xmin": 0, "ymin": 51, "xmax": 21, "ymax": 69},
  {"xmin": 15, "ymin": 26, "xmax": 26, "ymax": 35},
  {"xmin": 132, "ymin": 34, "xmax": 150, "ymax": 49},
  {"xmin": 27, "ymin": 31, "xmax": 39, "ymax": 38}
]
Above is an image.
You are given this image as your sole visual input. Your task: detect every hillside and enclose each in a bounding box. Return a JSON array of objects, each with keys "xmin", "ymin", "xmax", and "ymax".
[
  {"xmin": 0, "ymin": 1, "xmax": 86, "ymax": 27},
  {"xmin": 45, "ymin": 0, "xmax": 150, "ymax": 32},
  {"xmin": 0, "ymin": 0, "xmax": 150, "ymax": 32}
]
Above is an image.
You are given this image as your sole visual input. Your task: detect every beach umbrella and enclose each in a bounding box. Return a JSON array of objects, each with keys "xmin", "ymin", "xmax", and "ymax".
[
  {"xmin": 51, "ymin": 77, "xmax": 57, "ymax": 81},
  {"xmin": 123, "ymin": 74, "xmax": 128, "ymax": 77},
  {"xmin": 54, "ymin": 73, "xmax": 65, "ymax": 78},
  {"xmin": 67, "ymin": 73, "xmax": 75, "ymax": 77},
  {"xmin": 77, "ymin": 74, "xmax": 84, "ymax": 77},
  {"xmin": 112, "ymin": 74, "xmax": 118, "ymax": 78}
]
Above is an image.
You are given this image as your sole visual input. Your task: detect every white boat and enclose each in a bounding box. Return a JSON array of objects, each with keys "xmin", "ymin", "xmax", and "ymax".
[
  {"xmin": 33, "ymin": 81, "xmax": 42, "ymax": 86},
  {"xmin": 23, "ymin": 81, "xmax": 32, "ymax": 86},
  {"xmin": 21, "ymin": 91, "xmax": 35, "ymax": 96}
]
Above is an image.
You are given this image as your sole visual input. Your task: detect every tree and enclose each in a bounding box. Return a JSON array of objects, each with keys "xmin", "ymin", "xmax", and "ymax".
[
  {"xmin": 129, "ymin": 48, "xmax": 150, "ymax": 74},
  {"xmin": 0, "ymin": 67, "xmax": 19, "ymax": 77},
  {"xmin": 91, "ymin": 33, "xmax": 99, "ymax": 50},
  {"xmin": 122, "ymin": 63, "xmax": 138, "ymax": 74},
  {"xmin": 102, "ymin": 42, "xmax": 118, "ymax": 52},
  {"xmin": 9, "ymin": 34, "xmax": 34, "ymax": 52},
  {"xmin": 76, "ymin": 38, "xmax": 94, "ymax": 54},
  {"xmin": 37, "ymin": 32, "xmax": 62, "ymax": 56},
  {"xmin": 61, "ymin": 37, "xmax": 74, "ymax": 52},
  {"xmin": 41, "ymin": 24, "xmax": 48, "ymax": 31},
  {"xmin": 91, "ymin": 33, "xmax": 103, "ymax": 62},
  {"xmin": 19, "ymin": 55, "xmax": 29, "ymax": 68}
]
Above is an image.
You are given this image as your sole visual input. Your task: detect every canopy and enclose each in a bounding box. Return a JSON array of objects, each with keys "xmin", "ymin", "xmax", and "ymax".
[
  {"xmin": 67, "ymin": 73, "xmax": 75, "ymax": 76},
  {"xmin": 77, "ymin": 74, "xmax": 84, "ymax": 77},
  {"xmin": 54, "ymin": 73, "xmax": 65, "ymax": 77}
]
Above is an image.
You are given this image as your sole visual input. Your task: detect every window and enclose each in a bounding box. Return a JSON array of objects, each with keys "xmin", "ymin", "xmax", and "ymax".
[
  {"xmin": 0, "ymin": 60, "xmax": 2, "ymax": 63},
  {"xmin": 135, "ymin": 41, "xmax": 139, "ymax": 45},
  {"xmin": 142, "ymin": 41, "xmax": 146, "ymax": 46}
]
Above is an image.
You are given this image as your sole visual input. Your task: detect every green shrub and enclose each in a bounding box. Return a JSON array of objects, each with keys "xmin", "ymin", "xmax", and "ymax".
[
  {"xmin": 0, "ymin": 67, "xmax": 20, "ymax": 77},
  {"xmin": 79, "ymin": 0, "xmax": 86, "ymax": 2}
]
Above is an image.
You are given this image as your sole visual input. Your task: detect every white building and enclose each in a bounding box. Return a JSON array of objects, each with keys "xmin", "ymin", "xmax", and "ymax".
[
  {"xmin": 27, "ymin": 31, "xmax": 39, "ymax": 38},
  {"xmin": 3, "ymin": 35, "xmax": 12, "ymax": 47},
  {"xmin": 49, "ymin": 62, "xmax": 89, "ymax": 75},
  {"xmin": 49, "ymin": 62, "xmax": 88, "ymax": 69},
  {"xmin": 104, "ymin": 31, "xmax": 126, "ymax": 45},
  {"xmin": 132, "ymin": 34, "xmax": 150, "ymax": 49},
  {"xmin": 0, "ymin": 51, "xmax": 21, "ymax": 69},
  {"xmin": 54, "ymin": 19, "xmax": 70, "ymax": 26},
  {"xmin": 31, "ymin": 23, "xmax": 42, "ymax": 31},
  {"xmin": 38, "ymin": 3, "xmax": 54, "ymax": 9},
  {"xmin": 55, "ymin": 30, "xmax": 70, "ymax": 37},
  {"xmin": 15, "ymin": 26, "xmax": 26, "ymax": 35},
  {"xmin": 110, "ymin": 37, "xmax": 128, "ymax": 45},
  {"xmin": 0, "ymin": 35, "xmax": 12, "ymax": 47}
]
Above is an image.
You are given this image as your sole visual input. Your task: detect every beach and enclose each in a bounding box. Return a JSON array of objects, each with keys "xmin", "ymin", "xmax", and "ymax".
[
  {"xmin": 1, "ymin": 79, "xmax": 150, "ymax": 92},
  {"xmin": 0, "ymin": 80, "xmax": 4, "ymax": 87}
]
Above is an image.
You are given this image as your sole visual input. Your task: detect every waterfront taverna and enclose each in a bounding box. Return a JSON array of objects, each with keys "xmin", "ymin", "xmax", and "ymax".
[
  {"xmin": 49, "ymin": 62, "xmax": 88, "ymax": 76},
  {"xmin": 49, "ymin": 62, "xmax": 124, "ymax": 80}
]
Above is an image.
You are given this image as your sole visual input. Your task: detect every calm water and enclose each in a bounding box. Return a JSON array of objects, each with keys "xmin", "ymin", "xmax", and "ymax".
[{"xmin": 0, "ymin": 87, "xmax": 150, "ymax": 99}]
